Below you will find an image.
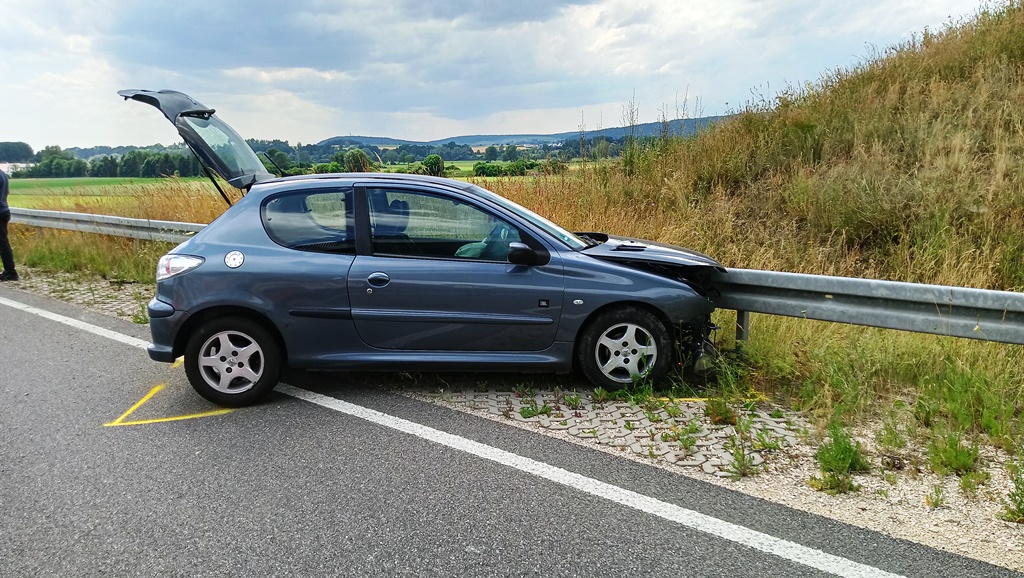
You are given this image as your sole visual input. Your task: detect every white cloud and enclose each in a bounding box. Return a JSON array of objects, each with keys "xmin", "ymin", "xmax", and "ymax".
[
  {"xmin": 204, "ymin": 89, "xmax": 349, "ymax": 145},
  {"xmin": 0, "ymin": 0, "xmax": 988, "ymax": 149},
  {"xmin": 223, "ymin": 67, "xmax": 355, "ymax": 83}
]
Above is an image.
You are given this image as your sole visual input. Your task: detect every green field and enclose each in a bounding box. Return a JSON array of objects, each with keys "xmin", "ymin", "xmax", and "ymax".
[
  {"xmin": 8, "ymin": 177, "xmax": 165, "ymax": 191},
  {"xmin": 375, "ymin": 159, "xmax": 531, "ymax": 176},
  {"xmin": 8, "ymin": 177, "xmax": 217, "ymax": 211}
]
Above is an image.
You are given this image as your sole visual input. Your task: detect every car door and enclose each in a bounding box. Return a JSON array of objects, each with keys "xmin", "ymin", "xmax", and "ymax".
[
  {"xmin": 258, "ymin": 187, "xmax": 361, "ymax": 361},
  {"xmin": 347, "ymin": 186, "xmax": 565, "ymax": 351}
]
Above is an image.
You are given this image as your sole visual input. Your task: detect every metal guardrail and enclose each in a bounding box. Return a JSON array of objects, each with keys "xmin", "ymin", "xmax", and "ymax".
[
  {"xmin": 11, "ymin": 208, "xmax": 1024, "ymax": 345},
  {"xmin": 711, "ymin": 269, "xmax": 1024, "ymax": 346},
  {"xmin": 10, "ymin": 208, "xmax": 204, "ymax": 243}
]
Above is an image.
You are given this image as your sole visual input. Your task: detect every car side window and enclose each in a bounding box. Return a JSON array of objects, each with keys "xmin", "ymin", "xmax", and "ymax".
[
  {"xmin": 262, "ymin": 190, "xmax": 354, "ymax": 254},
  {"xmin": 367, "ymin": 188, "xmax": 521, "ymax": 261}
]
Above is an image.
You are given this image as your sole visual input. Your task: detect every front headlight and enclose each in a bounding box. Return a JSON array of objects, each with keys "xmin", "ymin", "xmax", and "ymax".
[{"xmin": 156, "ymin": 254, "xmax": 205, "ymax": 281}]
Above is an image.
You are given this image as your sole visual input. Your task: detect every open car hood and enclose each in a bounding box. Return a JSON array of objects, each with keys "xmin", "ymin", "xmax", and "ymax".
[
  {"xmin": 118, "ymin": 89, "xmax": 273, "ymax": 191},
  {"xmin": 580, "ymin": 233, "xmax": 725, "ymax": 271}
]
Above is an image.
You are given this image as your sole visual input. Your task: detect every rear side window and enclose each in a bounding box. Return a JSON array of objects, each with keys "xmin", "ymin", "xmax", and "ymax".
[{"xmin": 262, "ymin": 190, "xmax": 354, "ymax": 254}]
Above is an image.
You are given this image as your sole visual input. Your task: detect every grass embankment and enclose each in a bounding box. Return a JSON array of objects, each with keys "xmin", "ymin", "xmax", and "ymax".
[
  {"xmin": 8, "ymin": 2, "xmax": 1023, "ymax": 494},
  {"xmin": 479, "ymin": 2, "xmax": 1024, "ymax": 457}
]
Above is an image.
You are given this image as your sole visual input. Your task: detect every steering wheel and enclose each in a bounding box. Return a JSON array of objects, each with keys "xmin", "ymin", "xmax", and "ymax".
[
  {"xmin": 485, "ymin": 224, "xmax": 511, "ymax": 243},
  {"xmin": 481, "ymin": 224, "xmax": 513, "ymax": 260}
]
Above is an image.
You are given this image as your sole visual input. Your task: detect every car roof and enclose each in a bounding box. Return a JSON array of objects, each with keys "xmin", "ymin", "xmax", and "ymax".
[{"xmin": 252, "ymin": 172, "xmax": 478, "ymax": 193}]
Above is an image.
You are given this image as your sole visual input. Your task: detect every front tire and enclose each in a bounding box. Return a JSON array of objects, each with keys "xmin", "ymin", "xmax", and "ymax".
[
  {"xmin": 577, "ymin": 306, "xmax": 673, "ymax": 391},
  {"xmin": 184, "ymin": 316, "xmax": 281, "ymax": 407}
]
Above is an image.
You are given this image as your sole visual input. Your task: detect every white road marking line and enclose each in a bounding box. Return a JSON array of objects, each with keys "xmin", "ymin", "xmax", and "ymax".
[
  {"xmin": 0, "ymin": 294, "xmax": 902, "ymax": 577},
  {"xmin": 278, "ymin": 384, "xmax": 903, "ymax": 578},
  {"xmin": 0, "ymin": 295, "xmax": 150, "ymax": 350}
]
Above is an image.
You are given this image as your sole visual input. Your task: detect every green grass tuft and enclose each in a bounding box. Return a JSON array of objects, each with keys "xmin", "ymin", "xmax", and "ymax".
[{"xmin": 811, "ymin": 423, "xmax": 871, "ymax": 494}]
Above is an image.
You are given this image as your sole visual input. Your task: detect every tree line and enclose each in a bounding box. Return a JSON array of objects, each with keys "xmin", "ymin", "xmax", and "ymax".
[
  {"xmin": 10, "ymin": 146, "xmax": 204, "ymax": 179},
  {"xmin": 2, "ymin": 132, "xmax": 657, "ymax": 179}
]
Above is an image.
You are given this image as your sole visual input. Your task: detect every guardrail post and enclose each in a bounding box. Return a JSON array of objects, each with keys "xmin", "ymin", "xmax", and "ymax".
[{"xmin": 735, "ymin": 310, "xmax": 750, "ymax": 344}]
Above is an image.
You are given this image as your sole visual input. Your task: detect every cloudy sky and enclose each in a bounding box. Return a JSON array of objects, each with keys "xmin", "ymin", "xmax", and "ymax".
[{"xmin": 2, "ymin": 0, "xmax": 984, "ymax": 150}]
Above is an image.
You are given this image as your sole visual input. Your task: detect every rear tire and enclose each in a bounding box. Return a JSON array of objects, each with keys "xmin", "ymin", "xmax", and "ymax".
[
  {"xmin": 184, "ymin": 316, "xmax": 281, "ymax": 407},
  {"xmin": 576, "ymin": 306, "xmax": 673, "ymax": 391}
]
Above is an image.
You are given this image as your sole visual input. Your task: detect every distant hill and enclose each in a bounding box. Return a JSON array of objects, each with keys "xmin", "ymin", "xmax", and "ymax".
[
  {"xmin": 319, "ymin": 116, "xmax": 725, "ymax": 148},
  {"xmin": 62, "ymin": 115, "xmax": 727, "ymax": 161}
]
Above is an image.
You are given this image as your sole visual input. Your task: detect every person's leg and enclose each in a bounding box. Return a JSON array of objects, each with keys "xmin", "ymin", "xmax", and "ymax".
[{"xmin": 0, "ymin": 211, "xmax": 18, "ymax": 280}]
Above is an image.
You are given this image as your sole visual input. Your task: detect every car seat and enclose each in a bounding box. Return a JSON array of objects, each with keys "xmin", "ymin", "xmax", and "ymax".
[
  {"xmin": 263, "ymin": 195, "xmax": 319, "ymax": 246},
  {"xmin": 373, "ymin": 199, "xmax": 424, "ymax": 255},
  {"xmin": 374, "ymin": 199, "xmax": 410, "ymax": 237}
]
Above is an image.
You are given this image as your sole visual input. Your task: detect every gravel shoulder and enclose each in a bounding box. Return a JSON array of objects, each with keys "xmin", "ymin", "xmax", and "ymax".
[
  {"xmin": 402, "ymin": 387, "xmax": 1024, "ymax": 573},
  {"xmin": 3, "ymin": 269, "xmax": 1022, "ymax": 573}
]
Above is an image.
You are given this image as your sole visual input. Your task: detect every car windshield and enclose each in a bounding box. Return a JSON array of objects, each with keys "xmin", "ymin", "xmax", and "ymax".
[
  {"xmin": 180, "ymin": 114, "xmax": 266, "ymax": 179},
  {"xmin": 467, "ymin": 184, "xmax": 589, "ymax": 250}
]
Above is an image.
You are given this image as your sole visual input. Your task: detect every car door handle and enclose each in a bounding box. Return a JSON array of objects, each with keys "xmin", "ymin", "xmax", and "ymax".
[{"xmin": 367, "ymin": 272, "xmax": 390, "ymax": 288}]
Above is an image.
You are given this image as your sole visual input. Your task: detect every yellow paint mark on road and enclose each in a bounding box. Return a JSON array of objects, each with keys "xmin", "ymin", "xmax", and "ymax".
[
  {"xmin": 657, "ymin": 390, "xmax": 768, "ymax": 404},
  {"xmin": 104, "ymin": 384, "xmax": 231, "ymax": 427},
  {"xmin": 171, "ymin": 357, "xmax": 184, "ymax": 369}
]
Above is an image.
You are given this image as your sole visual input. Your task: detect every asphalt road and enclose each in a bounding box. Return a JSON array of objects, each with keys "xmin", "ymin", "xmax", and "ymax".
[{"xmin": 0, "ymin": 285, "xmax": 1018, "ymax": 577}]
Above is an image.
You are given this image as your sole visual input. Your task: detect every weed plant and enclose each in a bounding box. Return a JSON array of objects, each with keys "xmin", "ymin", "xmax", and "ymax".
[
  {"xmin": 519, "ymin": 400, "xmax": 553, "ymax": 419},
  {"xmin": 811, "ymin": 423, "xmax": 871, "ymax": 494},
  {"xmin": 591, "ymin": 387, "xmax": 611, "ymax": 404},
  {"xmin": 1002, "ymin": 459, "xmax": 1024, "ymax": 523},
  {"xmin": 928, "ymin": 432, "xmax": 980, "ymax": 476},
  {"xmin": 877, "ymin": 404, "xmax": 909, "ymax": 450},
  {"xmin": 959, "ymin": 470, "xmax": 990, "ymax": 497},
  {"xmin": 703, "ymin": 398, "xmax": 736, "ymax": 425},
  {"xmin": 754, "ymin": 429, "xmax": 784, "ymax": 452},
  {"xmin": 724, "ymin": 435, "xmax": 759, "ymax": 480},
  {"xmin": 926, "ymin": 484, "xmax": 947, "ymax": 510}
]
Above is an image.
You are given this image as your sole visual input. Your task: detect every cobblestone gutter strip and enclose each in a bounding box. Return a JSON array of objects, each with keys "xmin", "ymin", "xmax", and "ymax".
[
  {"xmin": 5, "ymin": 268, "xmax": 152, "ymax": 324},
  {"xmin": 404, "ymin": 387, "xmax": 1024, "ymax": 572},
  {"xmin": 422, "ymin": 389, "xmax": 803, "ymax": 478}
]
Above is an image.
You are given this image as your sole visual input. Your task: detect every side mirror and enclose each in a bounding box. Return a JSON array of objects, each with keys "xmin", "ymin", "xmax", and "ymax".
[{"xmin": 507, "ymin": 242, "xmax": 537, "ymax": 266}]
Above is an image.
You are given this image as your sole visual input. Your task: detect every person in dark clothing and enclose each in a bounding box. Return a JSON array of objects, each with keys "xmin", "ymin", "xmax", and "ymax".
[{"xmin": 0, "ymin": 167, "xmax": 18, "ymax": 281}]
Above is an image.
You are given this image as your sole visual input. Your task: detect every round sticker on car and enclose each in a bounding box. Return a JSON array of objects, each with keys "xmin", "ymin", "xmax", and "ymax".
[{"xmin": 224, "ymin": 251, "xmax": 245, "ymax": 269}]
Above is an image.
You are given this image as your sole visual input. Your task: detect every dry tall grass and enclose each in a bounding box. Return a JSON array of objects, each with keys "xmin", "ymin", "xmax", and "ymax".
[
  {"xmin": 488, "ymin": 2, "xmax": 1024, "ymax": 289},
  {"xmin": 12, "ymin": 179, "xmax": 229, "ymax": 281}
]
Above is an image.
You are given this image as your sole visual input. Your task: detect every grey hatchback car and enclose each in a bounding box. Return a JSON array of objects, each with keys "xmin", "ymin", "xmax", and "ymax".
[{"xmin": 122, "ymin": 89, "xmax": 724, "ymax": 407}]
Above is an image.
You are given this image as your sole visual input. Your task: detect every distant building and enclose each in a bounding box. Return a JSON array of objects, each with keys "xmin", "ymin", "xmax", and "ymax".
[{"xmin": 0, "ymin": 162, "xmax": 33, "ymax": 174}]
